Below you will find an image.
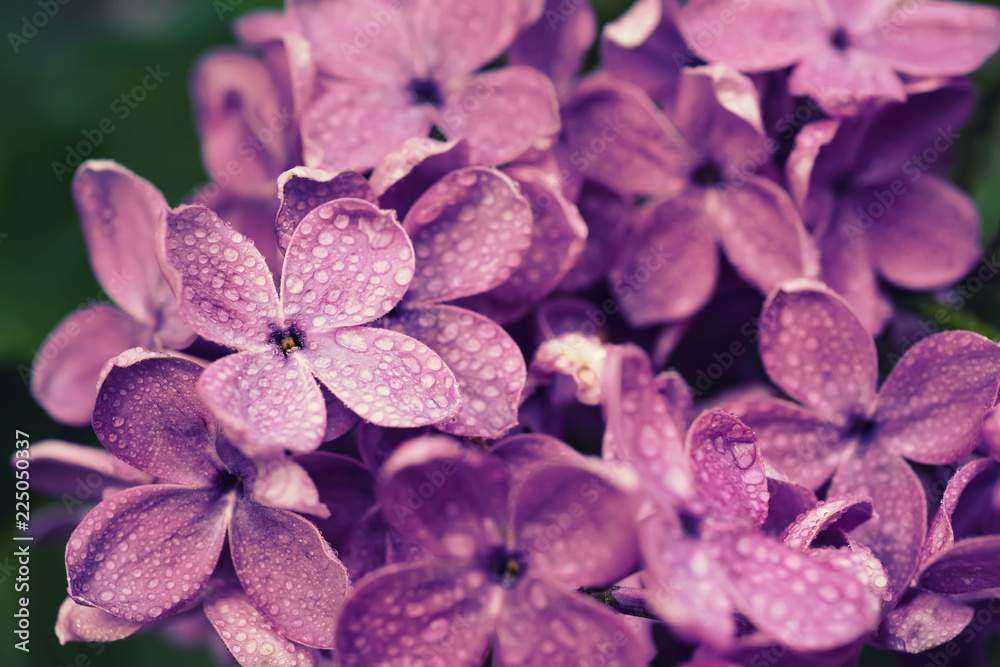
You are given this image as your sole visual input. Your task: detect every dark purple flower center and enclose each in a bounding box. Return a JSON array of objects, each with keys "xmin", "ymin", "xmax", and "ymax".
[
  {"xmin": 409, "ymin": 78, "xmax": 443, "ymax": 107},
  {"xmin": 831, "ymin": 174, "xmax": 853, "ymax": 195},
  {"xmin": 691, "ymin": 161, "xmax": 723, "ymax": 187},
  {"xmin": 830, "ymin": 28, "xmax": 850, "ymax": 52},
  {"xmin": 215, "ymin": 469, "xmax": 243, "ymax": 494},
  {"xmin": 222, "ymin": 90, "xmax": 242, "ymax": 112},
  {"xmin": 679, "ymin": 509, "xmax": 702, "ymax": 539},
  {"xmin": 485, "ymin": 547, "xmax": 527, "ymax": 588},
  {"xmin": 845, "ymin": 414, "xmax": 877, "ymax": 443},
  {"xmin": 270, "ymin": 326, "xmax": 304, "ymax": 356}
]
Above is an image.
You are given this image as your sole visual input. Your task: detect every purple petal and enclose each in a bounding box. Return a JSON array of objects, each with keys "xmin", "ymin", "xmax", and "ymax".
[
  {"xmin": 789, "ymin": 47, "xmax": 906, "ymax": 117},
  {"xmin": 295, "ymin": 451, "xmax": 375, "ymax": 548},
  {"xmin": 198, "ymin": 351, "xmax": 326, "ymax": 456},
  {"xmin": 204, "ymin": 584, "xmax": 321, "ymax": 666},
  {"xmin": 761, "ymin": 476, "xmax": 818, "ymax": 537},
  {"xmin": 508, "ymin": 0, "xmax": 596, "ymax": 100},
  {"xmin": 402, "ymin": 168, "xmax": 533, "ymax": 305},
  {"xmin": 282, "ymin": 198, "xmax": 414, "ymax": 330},
  {"xmin": 304, "ymin": 326, "xmax": 461, "ymax": 428},
  {"xmin": 717, "ymin": 531, "xmax": 881, "ymax": 651},
  {"xmin": 321, "ymin": 385, "xmax": 359, "ymax": 441},
  {"xmin": 369, "ymin": 137, "xmax": 471, "ymax": 220},
  {"xmin": 247, "ymin": 456, "xmax": 329, "ymax": 518},
  {"xmin": 496, "ymin": 579, "xmax": 650, "ymax": 666},
  {"xmin": 920, "ymin": 458, "xmax": 1000, "ymax": 566},
  {"xmin": 489, "ymin": 433, "xmax": 582, "ymax": 491},
  {"xmin": 610, "ymin": 193, "xmax": 719, "ymax": 326},
  {"xmin": 601, "ymin": 0, "xmax": 687, "ymax": 107},
  {"xmin": 656, "ymin": 370, "xmax": 695, "ymax": 434},
  {"xmin": 357, "ymin": 423, "xmax": 429, "ymax": 473},
  {"xmin": 94, "ymin": 351, "xmax": 222, "ymax": 484},
  {"xmin": 27, "ymin": 440, "xmax": 150, "ymax": 497},
  {"xmin": 875, "ymin": 331, "xmax": 1000, "ymax": 464},
  {"xmin": 878, "ymin": 590, "xmax": 973, "ymax": 654},
  {"xmin": 275, "ymin": 167, "xmax": 376, "ymax": 253},
  {"xmin": 726, "ymin": 395, "xmax": 849, "ymax": 489},
  {"xmin": 335, "ymin": 561, "xmax": 498, "ymax": 667},
  {"xmin": 229, "ymin": 500, "xmax": 349, "ymax": 648},
  {"xmin": 379, "ymin": 437, "xmax": 508, "ymax": 558},
  {"xmin": 388, "ymin": 304, "xmax": 525, "ymax": 438},
  {"xmin": 829, "ymin": 446, "xmax": 927, "ymax": 602},
  {"xmin": 73, "ymin": 160, "xmax": 177, "ymax": 328},
  {"xmin": 340, "ymin": 507, "xmax": 428, "ymax": 581},
  {"xmin": 437, "ymin": 67, "xmax": 561, "ymax": 166},
  {"xmin": 758, "ymin": 282, "xmax": 877, "ymax": 424},
  {"xmin": 31, "ymin": 304, "xmax": 152, "ymax": 425},
  {"xmin": 917, "ymin": 536, "xmax": 1000, "ymax": 595},
  {"xmin": 686, "ymin": 409, "xmax": 769, "ymax": 534},
  {"xmin": 410, "ymin": 0, "xmax": 523, "ymax": 80},
  {"xmin": 673, "ymin": 63, "xmax": 767, "ymax": 156},
  {"xmin": 780, "ymin": 495, "xmax": 873, "ymax": 550},
  {"xmin": 163, "ymin": 205, "xmax": 279, "ymax": 350},
  {"xmin": 786, "ymin": 118, "xmax": 840, "ymax": 212},
  {"xmin": 66, "ymin": 484, "xmax": 233, "ymax": 621},
  {"xmin": 513, "ymin": 461, "xmax": 640, "ymax": 589},
  {"xmin": 56, "ymin": 597, "xmax": 144, "ymax": 644}
]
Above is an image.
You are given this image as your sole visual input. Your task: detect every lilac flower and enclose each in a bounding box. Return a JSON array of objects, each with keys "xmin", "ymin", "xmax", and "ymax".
[
  {"xmin": 32, "ymin": 161, "xmax": 195, "ymax": 425},
  {"xmin": 160, "ymin": 198, "xmax": 461, "ymax": 454},
  {"xmin": 508, "ymin": 0, "xmax": 597, "ymax": 101},
  {"xmin": 726, "ymin": 281, "xmax": 1000, "ymax": 598},
  {"xmin": 334, "ymin": 436, "xmax": 649, "ymax": 666},
  {"xmin": 677, "ymin": 0, "xmax": 1000, "ymax": 116},
  {"xmin": 786, "ymin": 82, "xmax": 980, "ymax": 333},
  {"xmin": 287, "ymin": 0, "xmax": 561, "ymax": 171},
  {"xmin": 563, "ymin": 65, "xmax": 816, "ymax": 325},
  {"xmin": 66, "ymin": 349, "xmax": 349, "ymax": 649}
]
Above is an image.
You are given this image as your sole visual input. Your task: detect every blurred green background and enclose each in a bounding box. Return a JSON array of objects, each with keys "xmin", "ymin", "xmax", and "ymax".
[{"xmin": 1, "ymin": 0, "xmax": 999, "ymax": 665}]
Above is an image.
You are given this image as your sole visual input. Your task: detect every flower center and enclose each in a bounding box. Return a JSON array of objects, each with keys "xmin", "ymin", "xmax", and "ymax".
[
  {"xmin": 830, "ymin": 27, "xmax": 849, "ymax": 51},
  {"xmin": 691, "ymin": 160, "xmax": 723, "ymax": 187},
  {"xmin": 680, "ymin": 509, "xmax": 702, "ymax": 539},
  {"xmin": 270, "ymin": 326, "xmax": 303, "ymax": 356},
  {"xmin": 486, "ymin": 547, "xmax": 526, "ymax": 588},
  {"xmin": 845, "ymin": 414, "xmax": 877, "ymax": 443},
  {"xmin": 409, "ymin": 77, "xmax": 443, "ymax": 107}
]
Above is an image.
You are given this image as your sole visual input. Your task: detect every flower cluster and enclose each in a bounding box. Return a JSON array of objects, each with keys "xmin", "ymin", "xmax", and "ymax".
[{"xmin": 25, "ymin": 0, "xmax": 1000, "ymax": 665}]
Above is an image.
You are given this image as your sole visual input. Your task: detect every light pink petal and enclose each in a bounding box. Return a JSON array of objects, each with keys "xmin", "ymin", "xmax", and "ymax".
[
  {"xmin": 857, "ymin": 1, "xmax": 1000, "ymax": 77},
  {"xmin": 370, "ymin": 137, "xmax": 471, "ymax": 220},
  {"xmin": 335, "ymin": 561, "xmax": 499, "ymax": 667},
  {"xmin": 204, "ymin": 584, "xmax": 321, "ymax": 666},
  {"xmin": 829, "ymin": 446, "xmax": 927, "ymax": 602},
  {"xmin": 229, "ymin": 500, "xmax": 350, "ymax": 648},
  {"xmin": 275, "ymin": 167, "xmax": 376, "ymax": 253},
  {"xmin": 878, "ymin": 590, "xmax": 974, "ymax": 654},
  {"xmin": 66, "ymin": 484, "xmax": 233, "ymax": 621},
  {"xmin": 496, "ymin": 579, "xmax": 650, "ymax": 666},
  {"xmin": 412, "ymin": 0, "xmax": 523, "ymax": 79},
  {"xmin": 27, "ymin": 440, "xmax": 150, "ymax": 498},
  {"xmin": 863, "ymin": 175, "xmax": 980, "ymax": 290},
  {"xmin": 388, "ymin": 305, "xmax": 525, "ymax": 438},
  {"xmin": 513, "ymin": 461, "xmax": 641, "ymax": 589},
  {"xmin": 509, "ymin": 0, "xmax": 596, "ymax": 100},
  {"xmin": 758, "ymin": 282, "xmax": 877, "ymax": 424},
  {"xmin": 73, "ymin": 160, "xmax": 174, "ymax": 327},
  {"xmin": 875, "ymin": 331, "xmax": 1000, "ymax": 464},
  {"xmin": 162, "ymin": 205, "xmax": 279, "ymax": 350},
  {"xmin": 715, "ymin": 177, "xmax": 815, "ymax": 296},
  {"xmin": 609, "ymin": 194, "xmax": 719, "ymax": 326},
  {"xmin": 677, "ymin": 0, "xmax": 827, "ymax": 71},
  {"xmin": 56, "ymin": 597, "xmax": 144, "ymax": 644},
  {"xmin": 789, "ymin": 46, "xmax": 907, "ymax": 117},
  {"xmin": 281, "ymin": 198, "xmax": 413, "ymax": 330},
  {"xmin": 197, "ymin": 351, "xmax": 326, "ymax": 456},
  {"xmin": 920, "ymin": 458, "xmax": 1000, "ymax": 566},
  {"xmin": 304, "ymin": 327, "xmax": 461, "ymax": 428},
  {"xmin": 301, "ymin": 79, "xmax": 433, "ymax": 172},
  {"xmin": 780, "ymin": 495, "xmax": 873, "ymax": 550},
  {"xmin": 786, "ymin": 118, "xmax": 840, "ymax": 213},
  {"xmin": 31, "ymin": 304, "xmax": 152, "ymax": 425},
  {"xmin": 378, "ymin": 437, "xmax": 508, "ymax": 558},
  {"xmin": 248, "ymin": 456, "xmax": 329, "ymax": 518},
  {"xmin": 717, "ymin": 531, "xmax": 881, "ymax": 652},
  {"xmin": 806, "ymin": 535, "xmax": 895, "ymax": 610},
  {"xmin": 673, "ymin": 63, "xmax": 767, "ymax": 156},
  {"xmin": 402, "ymin": 167, "xmax": 533, "ymax": 304}
]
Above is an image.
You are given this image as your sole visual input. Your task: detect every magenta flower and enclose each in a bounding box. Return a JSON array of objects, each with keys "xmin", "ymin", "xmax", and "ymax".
[
  {"xmin": 677, "ymin": 0, "xmax": 1000, "ymax": 116},
  {"xmin": 727, "ymin": 281, "xmax": 1000, "ymax": 598},
  {"xmin": 160, "ymin": 197, "xmax": 461, "ymax": 454},
  {"xmin": 66, "ymin": 350, "xmax": 349, "ymax": 649}
]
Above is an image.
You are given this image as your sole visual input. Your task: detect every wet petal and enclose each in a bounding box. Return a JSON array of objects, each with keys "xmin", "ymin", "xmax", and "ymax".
[
  {"xmin": 509, "ymin": 0, "xmax": 596, "ymax": 100},
  {"xmin": 335, "ymin": 560, "xmax": 499, "ymax": 667},
  {"xmin": 780, "ymin": 495, "xmax": 873, "ymax": 550},
  {"xmin": 490, "ymin": 433, "xmax": 582, "ymax": 492},
  {"xmin": 304, "ymin": 326, "xmax": 461, "ymax": 428},
  {"xmin": 411, "ymin": 0, "xmax": 522, "ymax": 80},
  {"xmin": 357, "ymin": 423, "xmax": 429, "ymax": 473},
  {"xmin": 248, "ymin": 456, "xmax": 329, "ymax": 518},
  {"xmin": 920, "ymin": 458, "xmax": 1000, "ymax": 566},
  {"xmin": 496, "ymin": 579, "xmax": 650, "ymax": 666},
  {"xmin": 789, "ymin": 46, "xmax": 906, "ymax": 117},
  {"xmin": 31, "ymin": 304, "xmax": 152, "ymax": 426},
  {"xmin": 370, "ymin": 137, "xmax": 471, "ymax": 220},
  {"xmin": 388, "ymin": 305, "xmax": 525, "ymax": 438},
  {"xmin": 204, "ymin": 584, "xmax": 321, "ymax": 666},
  {"xmin": 229, "ymin": 500, "xmax": 350, "ymax": 648},
  {"xmin": 761, "ymin": 476, "xmax": 818, "ymax": 537},
  {"xmin": 514, "ymin": 460, "xmax": 640, "ymax": 589},
  {"xmin": 875, "ymin": 331, "xmax": 1000, "ymax": 464},
  {"xmin": 295, "ymin": 451, "xmax": 375, "ymax": 549},
  {"xmin": 66, "ymin": 484, "xmax": 233, "ymax": 621},
  {"xmin": 402, "ymin": 167, "xmax": 533, "ymax": 305},
  {"xmin": 163, "ymin": 205, "xmax": 279, "ymax": 350},
  {"xmin": 379, "ymin": 437, "xmax": 508, "ymax": 558},
  {"xmin": 685, "ymin": 410, "xmax": 769, "ymax": 534},
  {"xmin": 94, "ymin": 351, "xmax": 221, "ymax": 484},
  {"xmin": 758, "ymin": 281, "xmax": 877, "ymax": 424},
  {"xmin": 198, "ymin": 351, "xmax": 326, "ymax": 456},
  {"xmin": 282, "ymin": 198, "xmax": 413, "ymax": 330},
  {"xmin": 917, "ymin": 535, "xmax": 1000, "ymax": 595},
  {"xmin": 27, "ymin": 440, "xmax": 150, "ymax": 497},
  {"xmin": 275, "ymin": 167, "xmax": 376, "ymax": 253},
  {"xmin": 56, "ymin": 597, "xmax": 144, "ymax": 644},
  {"xmin": 878, "ymin": 590, "xmax": 974, "ymax": 654},
  {"xmin": 786, "ymin": 118, "xmax": 840, "ymax": 212}
]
